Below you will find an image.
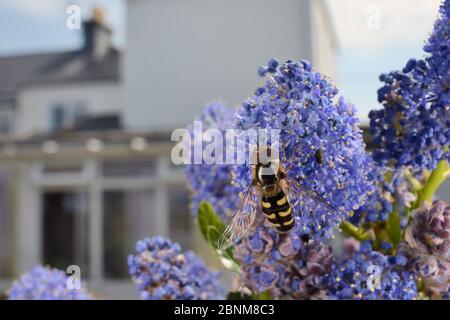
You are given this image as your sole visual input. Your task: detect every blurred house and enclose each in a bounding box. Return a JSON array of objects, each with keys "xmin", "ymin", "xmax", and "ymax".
[{"xmin": 0, "ymin": 1, "xmax": 337, "ymax": 298}]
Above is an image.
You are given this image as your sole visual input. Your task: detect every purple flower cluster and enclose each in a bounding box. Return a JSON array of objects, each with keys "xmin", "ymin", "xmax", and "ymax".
[
  {"xmin": 350, "ymin": 164, "xmax": 393, "ymax": 224},
  {"xmin": 400, "ymin": 247, "xmax": 449, "ymax": 299},
  {"xmin": 399, "ymin": 201, "xmax": 450, "ymax": 298},
  {"xmin": 128, "ymin": 236, "xmax": 224, "ymax": 300},
  {"xmin": 405, "ymin": 200, "xmax": 450, "ymax": 258},
  {"xmin": 326, "ymin": 242, "xmax": 417, "ymax": 300},
  {"xmin": 369, "ymin": 0, "xmax": 450, "ymax": 173},
  {"xmin": 184, "ymin": 102, "xmax": 240, "ymax": 219},
  {"xmin": 352, "ymin": 165, "xmax": 422, "ymax": 225},
  {"xmin": 234, "ymin": 214, "xmax": 332, "ymax": 299},
  {"xmin": 8, "ymin": 265, "xmax": 93, "ymax": 300},
  {"xmin": 233, "ymin": 59, "xmax": 374, "ymax": 239}
]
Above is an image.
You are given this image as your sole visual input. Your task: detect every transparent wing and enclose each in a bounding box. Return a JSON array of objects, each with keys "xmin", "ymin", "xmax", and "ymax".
[
  {"xmin": 218, "ymin": 183, "xmax": 259, "ymax": 251},
  {"xmin": 283, "ymin": 174, "xmax": 343, "ymax": 228}
]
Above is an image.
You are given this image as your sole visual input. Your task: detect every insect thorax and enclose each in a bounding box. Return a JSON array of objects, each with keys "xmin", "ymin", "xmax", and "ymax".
[{"xmin": 254, "ymin": 162, "xmax": 279, "ymax": 189}]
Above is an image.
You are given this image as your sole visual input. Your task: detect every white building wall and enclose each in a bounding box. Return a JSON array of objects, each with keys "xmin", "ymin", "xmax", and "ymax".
[
  {"xmin": 124, "ymin": 0, "xmax": 336, "ymax": 130},
  {"xmin": 15, "ymin": 81, "xmax": 121, "ymax": 136},
  {"xmin": 310, "ymin": 0, "xmax": 338, "ymax": 84}
]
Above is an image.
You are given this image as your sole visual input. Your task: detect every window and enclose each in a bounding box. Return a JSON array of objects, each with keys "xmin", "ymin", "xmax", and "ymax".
[
  {"xmin": 102, "ymin": 159, "xmax": 157, "ymax": 178},
  {"xmin": 0, "ymin": 108, "xmax": 13, "ymax": 134},
  {"xmin": 51, "ymin": 105, "xmax": 64, "ymax": 130},
  {"xmin": 50, "ymin": 100, "xmax": 88, "ymax": 131},
  {"xmin": 168, "ymin": 185, "xmax": 192, "ymax": 250},
  {"xmin": 42, "ymin": 191, "xmax": 89, "ymax": 276},
  {"xmin": 103, "ymin": 190, "xmax": 156, "ymax": 279},
  {"xmin": 43, "ymin": 160, "xmax": 83, "ymax": 174}
]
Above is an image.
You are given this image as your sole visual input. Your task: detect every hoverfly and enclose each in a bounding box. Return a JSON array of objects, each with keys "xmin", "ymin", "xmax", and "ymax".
[{"xmin": 218, "ymin": 145, "xmax": 341, "ymax": 251}]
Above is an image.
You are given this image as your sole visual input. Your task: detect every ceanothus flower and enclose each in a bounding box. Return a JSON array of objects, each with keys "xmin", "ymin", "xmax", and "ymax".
[
  {"xmin": 397, "ymin": 201, "xmax": 450, "ymax": 298},
  {"xmin": 325, "ymin": 241, "xmax": 418, "ymax": 300},
  {"xmin": 398, "ymin": 242, "xmax": 449, "ymax": 299},
  {"xmin": 233, "ymin": 59, "xmax": 374, "ymax": 239},
  {"xmin": 184, "ymin": 102, "xmax": 240, "ymax": 219},
  {"xmin": 234, "ymin": 213, "xmax": 332, "ymax": 299},
  {"xmin": 369, "ymin": 0, "xmax": 450, "ymax": 173},
  {"xmin": 350, "ymin": 163, "xmax": 393, "ymax": 224},
  {"xmin": 405, "ymin": 200, "xmax": 450, "ymax": 258},
  {"xmin": 8, "ymin": 265, "xmax": 93, "ymax": 300},
  {"xmin": 352, "ymin": 165, "xmax": 423, "ymax": 225},
  {"xmin": 128, "ymin": 236, "xmax": 224, "ymax": 300},
  {"xmin": 424, "ymin": 0, "xmax": 450, "ymax": 105}
]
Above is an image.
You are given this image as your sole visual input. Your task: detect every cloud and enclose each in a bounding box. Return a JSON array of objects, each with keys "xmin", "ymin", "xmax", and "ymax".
[{"xmin": 326, "ymin": 0, "xmax": 442, "ymax": 52}]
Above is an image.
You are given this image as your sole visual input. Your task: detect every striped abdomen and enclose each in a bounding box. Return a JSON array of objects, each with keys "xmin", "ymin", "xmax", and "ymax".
[{"xmin": 261, "ymin": 189, "xmax": 294, "ymax": 233}]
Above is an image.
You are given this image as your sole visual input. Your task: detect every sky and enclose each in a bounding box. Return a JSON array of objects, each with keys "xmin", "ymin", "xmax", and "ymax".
[
  {"xmin": 0, "ymin": 0, "xmax": 443, "ymax": 122},
  {"xmin": 0, "ymin": 0, "xmax": 125, "ymax": 53},
  {"xmin": 326, "ymin": 0, "xmax": 442, "ymax": 121}
]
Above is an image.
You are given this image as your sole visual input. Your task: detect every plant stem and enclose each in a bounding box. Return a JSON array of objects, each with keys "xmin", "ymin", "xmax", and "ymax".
[
  {"xmin": 340, "ymin": 221, "xmax": 370, "ymax": 241},
  {"xmin": 413, "ymin": 160, "xmax": 450, "ymax": 209},
  {"xmin": 255, "ymin": 291, "xmax": 271, "ymax": 300}
]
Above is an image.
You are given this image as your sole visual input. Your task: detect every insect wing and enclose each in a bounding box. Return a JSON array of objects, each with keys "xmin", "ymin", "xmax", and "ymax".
[
  {"xmin": 218, "ymin": 183, "xmax": 259, "ymax": 251},
  {"xmin": 283, "ymin": 175, "xmax": 343, "ymax": 226}
]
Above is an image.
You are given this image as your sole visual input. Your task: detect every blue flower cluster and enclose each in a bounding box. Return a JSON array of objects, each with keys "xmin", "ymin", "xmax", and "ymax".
[
  {"xmin": 369, "ymin": 0, "xmax": 450, "ymax": 173},
  {"xmin": 235, "ymin": 214, "xmax": 332, "ymax": 299},
  {"xmin": 128, "ymin": 236, "xmax": 224, "ymax": 300},
  {"xmin": 325, "ymin": 242, "xmax": 417, "ymax": 300},
  {"xmin": 233, "ymin": 59, "xmax": 374, "ymax": 239},
  {"xmin": 180, "ymin": 2, "xmax": 449, "ymax": 300},
  {"xmin": 350, "ymin": 163, "xmax": 393, "ymax": 224},
  {"xmin": 184, "ymin": 102, "xmax": 240, "ymax": 220},
  {"xmin": 424, "ymin": 0, "xmax": 450, "ymax": 105},
  {"xmin": 8, "ymin": 265, "xmax": 93, "ymax": 300}
]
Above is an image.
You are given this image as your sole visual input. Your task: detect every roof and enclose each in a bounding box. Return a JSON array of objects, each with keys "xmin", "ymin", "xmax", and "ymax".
[{"xmin": 0, "ymin": 47, "xmax": 120, "ymax": 103}]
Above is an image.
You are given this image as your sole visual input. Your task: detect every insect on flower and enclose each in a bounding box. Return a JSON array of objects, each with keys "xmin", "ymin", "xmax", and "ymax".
[
  {"xmin": 315, "ymin": 148, "xmax": 324, "ymax": 165},
  {"xmin": 218, "ymin": 144, "xmax": 342, "ymax": 250}
]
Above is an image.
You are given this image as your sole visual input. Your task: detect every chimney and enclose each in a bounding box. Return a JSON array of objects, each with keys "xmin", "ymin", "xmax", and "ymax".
[{"xmin": 82, "ymin": 7, "xmax": 112, "ymax": 59}]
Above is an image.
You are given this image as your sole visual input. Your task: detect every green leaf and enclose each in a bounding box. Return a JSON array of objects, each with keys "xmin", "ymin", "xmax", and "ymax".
[
  {"xmin": 197, "ymin": 201, "xmax": 240, "ymax": 272},
  {"xmin": 207, "ymin": 226, "xmax": 240, "ymax": 272},
  {"xmin": 198, "ymin": 201, "xmax": 224, "ymax": 242},
  {"xmin": 386, "ymin": 212, "xmax": 402, "ymax": 246}
]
